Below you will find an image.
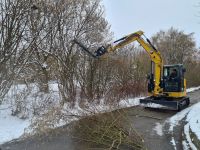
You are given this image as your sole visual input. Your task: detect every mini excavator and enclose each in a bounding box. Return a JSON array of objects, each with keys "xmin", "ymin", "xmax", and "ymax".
[{"xmin": 74, "ymin": 30, "xmax": 190, "ymax": 110}]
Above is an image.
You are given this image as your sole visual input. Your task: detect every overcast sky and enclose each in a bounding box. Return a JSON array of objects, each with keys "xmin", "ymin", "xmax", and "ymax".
[{"xmin": 102, "ymin": 0, "xmax": 200, "ymax": 47}]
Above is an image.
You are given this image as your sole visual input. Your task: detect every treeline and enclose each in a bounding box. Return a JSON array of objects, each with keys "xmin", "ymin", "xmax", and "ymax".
[
  {"xmin": 0, "ymin": 0, "xmax": 199, "ymax": 107},
  {"xmin": 152, "ymin": 28, "xmax": 200, "ymax": 87}
]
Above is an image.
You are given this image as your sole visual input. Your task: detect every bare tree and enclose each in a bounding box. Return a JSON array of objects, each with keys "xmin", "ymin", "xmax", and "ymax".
[
  {"xmin": 42, "ymin": 0, "xmax": 112, "ymax": 106},
  {"xmin": 152, "ymin": 27, "xmax": 200, "ymax": 87},
  {"xmin": 152, "ymin": 27, "xmax": 196, "ymax": 64},
  {"xmin": 0, "ymin": 0, "xmax": 36, "ymax": 102}
]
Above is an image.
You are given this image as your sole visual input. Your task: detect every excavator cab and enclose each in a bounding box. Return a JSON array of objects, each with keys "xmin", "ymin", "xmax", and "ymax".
[
  {"xmin": 142, "ymin": 64, "xmax": 189, "ymax": 110},
  {"xmin": 163, "ymin": 64, "xmax": 186, "ymax": 94}
]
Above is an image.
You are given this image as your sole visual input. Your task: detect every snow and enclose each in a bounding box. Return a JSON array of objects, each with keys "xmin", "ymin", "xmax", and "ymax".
[
  {"xmin": 171, "ymin": 137, "xmax": 177, "ymax": 150},
  {"xmin": 167, "ymin": 86, "xmax": 200, "ymax": 150},
  {"xmin": 182, "ymin": 140, "xmax": 190, "ymax": 150},
  {"xmin": 153, "ymin": 122, "xmax": 163, "ymax": 136},
  {"xmin": 0, "ymin": 104, "xmax": 30, "ymax": 144},
  {"xmin": 186, "ymin": 103, "xmax": 200, "ymax": 140},
  {"xmin": 141, "ymin": 103, "xmax": 165, "ymax": 109},
  {"xmin": 61, "ymin": 96, "xmax": 143, "ymax": 117},
  {"xmin": 168, "ymin": 102, "xmax": 200, "ymax": 148},
  {"xmin": 184, "ymin": 124, "xmax": 197, "ymax": 150},
  {"xmin": 42, "ymin": 62, "xmax": 48, "ymax": 69},
  {"xmin": 168, "ymin": 106, "xmax": 190, "ymax": 131},
  {"xmin": 186, "ymin": 86, "xmax": 200, "ymax": 93},
  {"xmin": 119, "ymin": 97, "xmax": 143, "ymax": 108},
  {"xmin": 0, "ymin": 83, "xmax": 60, "ymax": 145}
]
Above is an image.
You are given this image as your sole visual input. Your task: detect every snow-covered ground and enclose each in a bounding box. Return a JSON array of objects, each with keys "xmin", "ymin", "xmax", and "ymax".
[
  {"xmin": 0, "ymin": 83, "xmax": 143, "ymax": 144},
  {"xmin": 0, "ymin": 83, "xmax": 60, "ymax": 144},
  {"xmin": 153, "ymin": 122, "xmax": 163, "ymax": 136},
  {"xmin": 0, "ymin": 104, "xmax": 30, "ymax": 144},
  {"xmin": 0, "ymin": 85, "xmax": 200, "ymax": 145},
  {"xmin": 168, "ymin": 101, "xmax": 200, "ymax": 150},
  {"xmin": 186, "ymin": 86, "xmax": 200, "ymax": 93},
  {"xmin": 167, "ymin": 86, "xmax": 200, "ymax": 150}
]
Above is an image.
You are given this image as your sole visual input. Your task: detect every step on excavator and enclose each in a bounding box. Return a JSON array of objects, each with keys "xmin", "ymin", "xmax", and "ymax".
[{"xmin": 73, "ymin": 30, "xmax": 190, "ymax": 111}]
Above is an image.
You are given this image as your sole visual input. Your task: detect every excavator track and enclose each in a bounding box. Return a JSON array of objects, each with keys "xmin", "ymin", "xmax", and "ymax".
[{"xmin": 140, "ymin": 96, "xmax": 190, "ymax": 111}]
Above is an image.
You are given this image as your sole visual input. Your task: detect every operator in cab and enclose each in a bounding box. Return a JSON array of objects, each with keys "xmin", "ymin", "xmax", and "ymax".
[{"xmin": 170, "ymin": 68, "xmax": 178, "ymax": 80}]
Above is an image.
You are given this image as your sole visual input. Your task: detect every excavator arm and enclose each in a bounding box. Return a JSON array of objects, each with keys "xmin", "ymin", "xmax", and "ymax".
[
  {"xmin": 74, "ymin": 30, "xmax": 190, "ymax": 111},
  {"xmin": 107, "ymin": 31, "xmax": 163, "ymax": 96},
  {"xmin": 74, "ymin": 30, "xmax": 163, "ymax": 96}
]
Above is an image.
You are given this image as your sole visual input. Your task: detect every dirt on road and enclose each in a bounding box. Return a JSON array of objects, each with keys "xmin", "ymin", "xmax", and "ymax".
[{"xmin": 1, "ymin": 89, "xmax": 200, "ymax": 150}]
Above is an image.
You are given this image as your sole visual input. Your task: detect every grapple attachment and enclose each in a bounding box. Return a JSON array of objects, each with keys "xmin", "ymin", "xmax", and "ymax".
[{"xmin": 73, "ymin": 39, "xmax": 107, "ymax": 58}]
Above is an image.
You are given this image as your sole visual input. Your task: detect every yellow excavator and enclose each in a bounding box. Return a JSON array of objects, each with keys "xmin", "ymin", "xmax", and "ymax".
[{"xmin": 74, "ymin": 30, "xmax": 190, "ymax": 110}]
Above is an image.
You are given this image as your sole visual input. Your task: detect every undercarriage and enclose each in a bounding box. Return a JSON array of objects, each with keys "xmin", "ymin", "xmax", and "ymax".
[{"xmin": 140, "ymin": 96, "xmax": 190, "ymax": 111}]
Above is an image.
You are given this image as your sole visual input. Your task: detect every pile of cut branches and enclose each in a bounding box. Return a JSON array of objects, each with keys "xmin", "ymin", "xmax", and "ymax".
[{"xmin": 70, "ymin": 110, "xmax": 144, "ymax": 150}]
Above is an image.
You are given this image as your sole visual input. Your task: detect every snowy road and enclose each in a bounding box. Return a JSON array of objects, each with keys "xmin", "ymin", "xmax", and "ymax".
[
  {"xmin": 129, "ymin": 89, "xmax": 200, "ymax": 150},
  {"xmin": 167, "ymin": 89, "xmax": 200, "ymax": 150},
  {"xmin": 1, "ymin": 88, "xmax": 200, "ymax": 150}
]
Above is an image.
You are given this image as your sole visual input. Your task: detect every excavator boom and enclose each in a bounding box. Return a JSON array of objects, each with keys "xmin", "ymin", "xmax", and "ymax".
[{"xmin": 74, "ymin": 30, "xmax": 190, "ymax": 111}]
